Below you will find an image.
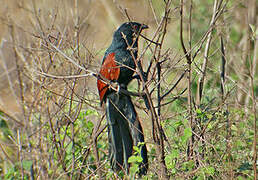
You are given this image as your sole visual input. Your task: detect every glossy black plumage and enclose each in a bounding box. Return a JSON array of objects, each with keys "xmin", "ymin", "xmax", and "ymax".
[{"xmin": 97, "ymin": 22, "xmax": 148, "ymax": 175}]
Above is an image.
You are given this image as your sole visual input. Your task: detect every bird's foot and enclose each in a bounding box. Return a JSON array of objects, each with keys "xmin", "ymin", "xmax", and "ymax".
[
  {"xmin": 110, "ymin": 81, "xmax": 120, "ymax": 92},
  {"xmin": 127, "ymin": 46, "xmax": 138, "ymax": 52}
]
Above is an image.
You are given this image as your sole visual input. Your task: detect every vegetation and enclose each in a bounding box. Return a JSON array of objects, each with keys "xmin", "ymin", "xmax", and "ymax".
[{"xmin": 0, "ymin": 0, "xmax": 257, "ymax": 179}]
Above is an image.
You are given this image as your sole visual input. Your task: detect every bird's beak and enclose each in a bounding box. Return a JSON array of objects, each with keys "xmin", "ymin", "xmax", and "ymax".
[{"xmin": 141, "ymin": 24, "xmax": 149, "ymax": 30}]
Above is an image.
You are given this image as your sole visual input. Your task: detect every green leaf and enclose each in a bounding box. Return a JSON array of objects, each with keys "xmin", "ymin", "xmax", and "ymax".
[
  {"xmin": 86, "ymin": 109, "xmax": 98, "ymax": 116},
  {"xmin": 206, "ymin": 166, "xmax": 215, "ymax": 175},
  {"xmin": 22, "ymin": 160, "xmax": 33, "ymax": 171},
  {"xmin": 196, "ymin": 108, "xmax": 202, "ymax": 115},
  {"xmin": 181, "ymin": 127, "xmax": 192, "ymax": 144},
  {"xmin": 207, "ymin": 114, "xmax": 212, "ymax": 120},
  {"xmin": 182, "ymin": 160, "xmax": 195, "ymax": 171},
  {"xmin": 128, "ymin": 156, "xmax": 143, "ymax": 163},
  {"xmin": 231, "ymin": 124, "xmax": 238, "ymax": 132},
  {"xmin": 165, "ymin": 149, "xmax": 178, "ymax": 170},
  {"xmin": 174, "ymin": 120, "xmax": 183, "ymax": 128},
  {"xmin": 86, "ymin": 121, "xmax": 94, "ymax": 134},
  {"xmin": 129, "ymin": 163, "xmax": 139, "ymax": 175},
  {"xmin": 249, "ymin": 24, "xmax": 256, "ymax": 33},
  {"xmin": 171, "ymin": 149, "xmax": 179, "ymax": 158},
  {"xmin": 133, "ymin": 146, "xmax": 140, "ymax": 153}
]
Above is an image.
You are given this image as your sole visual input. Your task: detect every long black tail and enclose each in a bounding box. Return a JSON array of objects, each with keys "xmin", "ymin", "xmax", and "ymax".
[{"xmin": 106, "ymin": 92, "xmax": 148, "ymax": 175}]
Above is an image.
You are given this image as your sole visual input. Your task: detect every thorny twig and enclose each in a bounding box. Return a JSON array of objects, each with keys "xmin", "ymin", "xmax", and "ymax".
[
  {"xmin": 121, "ymin": 2, "xmax": 171, "ymax": 176},
  {"xmin": 180, "ymin": 0, "xmax": 194, "ymax": 159},
  {"xmin": 197, "ymin": 0, "xmax": 222, "ymax": 104}
]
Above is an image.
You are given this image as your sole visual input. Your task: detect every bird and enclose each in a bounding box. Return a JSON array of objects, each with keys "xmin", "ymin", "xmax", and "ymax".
[{"xmin": 97, "ymin": 22, "xmax": 148, "ymax": 175}]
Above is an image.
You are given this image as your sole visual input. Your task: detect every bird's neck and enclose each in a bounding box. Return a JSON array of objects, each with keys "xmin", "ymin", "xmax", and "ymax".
[{"xmin": 112, "ymin": 36, "xmax": 138, "ymax": 51}]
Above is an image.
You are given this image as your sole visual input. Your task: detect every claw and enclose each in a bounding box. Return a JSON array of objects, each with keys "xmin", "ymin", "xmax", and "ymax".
[{"xmin": 116, "ymin": 83, "xmax": 120, "ymax": 94}]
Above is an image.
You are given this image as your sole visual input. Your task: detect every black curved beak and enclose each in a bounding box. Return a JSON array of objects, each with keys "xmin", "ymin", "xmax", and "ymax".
[{"xmin": 141, "ymin": 24, "xmax": 149, "ymax": 30}]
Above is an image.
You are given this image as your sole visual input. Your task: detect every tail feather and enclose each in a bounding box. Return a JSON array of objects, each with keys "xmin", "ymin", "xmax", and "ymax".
[
  {"xmin": 122, "ymin": 94, "xmax": 148, "ymax": 175},
  {"xmin": 106, "ymin": 97, "xmax": 133, "ymax": 172},
  {"xmin": 106, "ymin": 92, "xmax": 148, "ymax": 175}
]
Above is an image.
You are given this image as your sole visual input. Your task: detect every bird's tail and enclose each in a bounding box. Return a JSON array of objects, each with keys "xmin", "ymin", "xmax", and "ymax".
[{"xmin": 106, "ymin": 92, "xmax": 148, "ymax": 175}]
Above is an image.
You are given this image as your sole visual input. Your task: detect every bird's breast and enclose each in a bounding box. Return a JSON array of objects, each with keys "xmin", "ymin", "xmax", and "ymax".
[{"xmin": 115, "ymin": 53, "xmax": 136, "ymax": 85}]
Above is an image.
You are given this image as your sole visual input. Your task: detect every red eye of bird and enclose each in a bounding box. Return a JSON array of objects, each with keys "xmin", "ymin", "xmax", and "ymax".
[{"xmin": 133, "ymin": 25, "xmax": 138, "ymax": 30}]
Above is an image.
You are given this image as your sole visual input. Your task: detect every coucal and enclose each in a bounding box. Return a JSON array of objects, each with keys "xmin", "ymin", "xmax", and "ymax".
[{"xmin": 97, "ymin": 22, "xmax": 148, "ymax": 175}]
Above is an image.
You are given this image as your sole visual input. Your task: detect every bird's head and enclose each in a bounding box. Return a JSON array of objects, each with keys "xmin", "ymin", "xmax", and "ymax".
[{"xmin": 113, "ymin": 22, "xmax": 148, "ymax": 48}]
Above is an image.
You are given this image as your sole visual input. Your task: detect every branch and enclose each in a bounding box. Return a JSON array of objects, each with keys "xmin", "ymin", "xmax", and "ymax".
[
  {"xmin": 196, "ymin": 0, "xmax": 220, "ymax": 104},
  {"xmin": 160, "ymin": 69, "xmax": 187, "ymax": 100},
  {"xmin": 180, "ymin": 0, "xmax": 190, "ymax": 63}
]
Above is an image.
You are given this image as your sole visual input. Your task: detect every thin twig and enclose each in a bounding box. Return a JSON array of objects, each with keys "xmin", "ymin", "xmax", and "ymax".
[
  {"xmin": 17, "ymin": 130, "xmax": 24, "ymax": 180},
  {"xmin": 249, "ymin": 32, "xmax": 257, "ymax": 180},
  {"xmin": 160, "ymin": 69, "xmax": 187, "ymax": 100},
  {"xmin": 197, "ymin": 0, "xmax": 219, "ymax": 105},
  {"xmin": 180, "ymin": 0, "xmax": 194, "ymax": 159}
]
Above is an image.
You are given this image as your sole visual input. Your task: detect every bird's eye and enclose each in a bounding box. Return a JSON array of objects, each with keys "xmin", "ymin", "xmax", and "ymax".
[{"xmin": 133, "ymin": 25, "xmax": 138, "ymax": 30}]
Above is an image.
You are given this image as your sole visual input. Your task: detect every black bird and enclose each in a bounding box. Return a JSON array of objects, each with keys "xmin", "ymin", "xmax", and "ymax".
[{"xmin": 97, "ymin": 22, "xmax": 148, "ymax": 175}]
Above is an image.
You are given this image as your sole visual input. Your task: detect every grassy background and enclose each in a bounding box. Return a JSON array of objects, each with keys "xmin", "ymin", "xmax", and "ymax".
[{"xmin": 0, "ymin": 0, "xmax": 257, "ymax": 179}]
